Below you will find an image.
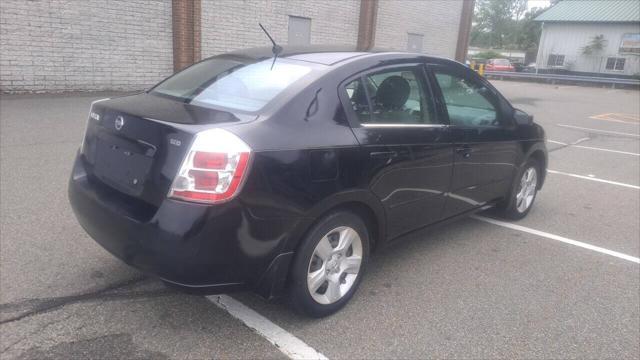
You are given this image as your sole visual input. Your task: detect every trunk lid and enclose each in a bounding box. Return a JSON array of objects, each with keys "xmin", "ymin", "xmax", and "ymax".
[{"xmin": 82, "ymin": 93, "xmax": 253, "ymax": 206}]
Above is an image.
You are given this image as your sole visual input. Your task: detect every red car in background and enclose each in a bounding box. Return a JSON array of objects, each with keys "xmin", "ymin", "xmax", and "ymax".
[{"xmin": 485, "ymin": 58, "xmax": 515, "ymax": 72}]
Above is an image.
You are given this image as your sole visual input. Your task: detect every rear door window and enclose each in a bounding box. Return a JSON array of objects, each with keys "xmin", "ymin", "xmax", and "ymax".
[
  {"xmin": 344, "ymin": 66, "xmax": 438, "ymax": 125},
  {"xmin": 344, "ymin": 79, "xmax": 371, "ymax": 124}
]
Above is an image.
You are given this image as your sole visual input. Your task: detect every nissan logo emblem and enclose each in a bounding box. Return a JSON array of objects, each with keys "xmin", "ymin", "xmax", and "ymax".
[{"xmin": 114, "ymin": 116, "xmax": 124, "ymax": 131}]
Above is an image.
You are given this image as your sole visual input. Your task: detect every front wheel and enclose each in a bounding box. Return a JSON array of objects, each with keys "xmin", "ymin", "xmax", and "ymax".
[
  {"xmin": 289, "ymin": 211, "xmax": 370, "ymax": 318},
  {"xmin": 498, "ymin": 159, "xmax": 540, "ymax": 220}
]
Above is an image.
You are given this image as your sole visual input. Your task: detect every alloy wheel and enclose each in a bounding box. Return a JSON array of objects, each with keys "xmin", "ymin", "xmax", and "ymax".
[
  {"xmin": 516, "ymin": 166, "xmax": 538, "ymax": 213},
  {"xmin": 307, "ymin": 226, "xmax": 363, "ymax": 305}
]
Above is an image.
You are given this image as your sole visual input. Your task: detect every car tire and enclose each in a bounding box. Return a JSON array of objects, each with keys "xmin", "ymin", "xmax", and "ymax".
[
  {"xmin": 289, "ymin": 210, "xmax": 370, "ymax": 318},
  {"xmin": 498, "ymin": 158, "xmax": 540, "ymax": 220}
]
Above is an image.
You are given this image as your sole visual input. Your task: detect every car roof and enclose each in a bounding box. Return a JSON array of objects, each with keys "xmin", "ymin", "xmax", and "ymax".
[
  {"xmin": 222, "ymin": 45, "xmax": 375, "ymax": 65},
  {"xmin": 221, "ymin": 45, "xmax": 452, "ymax": 66}
]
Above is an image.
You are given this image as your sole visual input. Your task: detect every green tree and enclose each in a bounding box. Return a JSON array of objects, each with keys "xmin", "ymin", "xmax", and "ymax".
[
  {"xmin": 472, "ymin": 0, "xmax": 518, "ymax": 48},
  {"xmin": 474, "ymin": 50, "xmax": 505, "ymax": 59},
  {"xmin": 512, "ymin": 0, "xmax": 527, "ymax": 21},
  {"xmin": 581, "ymin": 34, "xmax": 608, "ymax": 72},
  {"xmin": 581, "ymin": 34, "xmax": 607, "ymax": 55},
  {"xmin": 515, "ymin": 7, "xmax": 546, "ymax": 51},
  {"xmin": 471, "ymin": 0, "xmax": 548, "ymax": 51}
]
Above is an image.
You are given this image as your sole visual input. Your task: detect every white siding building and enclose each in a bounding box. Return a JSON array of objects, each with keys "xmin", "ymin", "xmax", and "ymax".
[{"xmin": 535, "ymin": 0, "xmax": 640, "ymax": 77}]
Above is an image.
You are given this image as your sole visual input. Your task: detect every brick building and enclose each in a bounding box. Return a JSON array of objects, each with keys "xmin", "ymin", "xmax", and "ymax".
[{"xmin": 0, "ymin": 0, "xmax": 474, "ymax": 93}]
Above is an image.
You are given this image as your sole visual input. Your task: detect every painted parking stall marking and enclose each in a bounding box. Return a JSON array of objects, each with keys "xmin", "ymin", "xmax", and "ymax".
[
  {"xmin": 557, "ymin": 124, "xmax": 640, "ymax": 138},
  {"xmin": 472, "ymin": 216, "xmax": 640, "ymax": 264},
  {"xmin": 547, "ymin": 169, "xmax": 640, "ymax": 190},
  {"xmin": 209, "ymin": 295, "xmax": 328, "ymax": 360},
  {"xmin": 548, "ymin": 140, "xmax": 640, "ymax": 156},
  {"xmin": 569, "ymin": 144, "xmax": 639, "ymax": 156},
  {"xmin": 590, "ymin": 113, "xmax": 640, "ymax": 125}
]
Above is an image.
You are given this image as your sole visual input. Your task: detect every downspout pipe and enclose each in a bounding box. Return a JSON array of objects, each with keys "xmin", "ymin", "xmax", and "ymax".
[
  {"xmin": 455, "ymin": 0, "xmax": 475, "ymax": 62},
  {"xmin": 357, "ymin": 0, "xmax": 379, "ymax": 51},
  {"xmin": 172, "ymin": 0, "xmax": 201, "ymax": 72},
  {"xmin": 456, "ymin": 0, "xmax": 475, "ymax": 62}
]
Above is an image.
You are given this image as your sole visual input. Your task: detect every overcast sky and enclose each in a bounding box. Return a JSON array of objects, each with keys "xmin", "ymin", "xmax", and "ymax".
[{"xmin": 528, "ymin": 0, "xmax": 551, "ymax": 10}]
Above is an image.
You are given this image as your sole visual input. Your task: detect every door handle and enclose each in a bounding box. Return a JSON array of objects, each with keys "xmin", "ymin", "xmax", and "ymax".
[
  {"xmin": 370, "ymin": 151, "xmax": 398, "ymax": 159},
  {"xmin": 455, "ymin": 146, "xmax": 473, "ymax": 158}
]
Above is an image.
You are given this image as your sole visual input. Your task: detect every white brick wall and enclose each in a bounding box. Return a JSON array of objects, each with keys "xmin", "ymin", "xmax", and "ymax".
[
  {"xmin": 201, "ymin": 0, "xmax": 361, "ymax": 57},
  {"xmin": 376, "ymin": 0, "xmax": 463, "ymax": 59},
  {"xmin": 0, "ymin": 0, "xmax": 173, "ymax": 92},
  {"xmin": 0, "ymin": 0, "xmax": 465, "ymax": 93}
]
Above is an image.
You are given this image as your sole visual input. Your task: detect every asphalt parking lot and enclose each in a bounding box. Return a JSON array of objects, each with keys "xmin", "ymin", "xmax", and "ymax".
[{"xmin": 1, "ymin": 80, "xmax": 639, "ymax": 359}]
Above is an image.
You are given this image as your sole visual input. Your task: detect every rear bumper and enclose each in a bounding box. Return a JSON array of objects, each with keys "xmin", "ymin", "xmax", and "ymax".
[{"xmin": 68, "ymin": 154, "xmax": 297, "ymax": 295}]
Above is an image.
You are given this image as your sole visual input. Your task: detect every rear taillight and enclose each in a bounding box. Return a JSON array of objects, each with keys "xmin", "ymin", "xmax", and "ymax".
[{"xmin": 169, "ymin": 128, "xmax": 252, "ymax": 204}]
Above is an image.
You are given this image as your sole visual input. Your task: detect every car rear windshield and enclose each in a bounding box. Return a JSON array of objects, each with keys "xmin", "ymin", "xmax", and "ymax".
[
  {"xmin": 493, "ymin": 59, "xmax": 510, "ymax": 65},
  {"xmin": 151, "ymin": 58, "xmax": 313, "ymax": 112}
]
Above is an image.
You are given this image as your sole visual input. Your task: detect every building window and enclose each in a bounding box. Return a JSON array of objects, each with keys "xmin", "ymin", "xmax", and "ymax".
[
  {"xmin": 605, "ymin": 57, "xmax": 625, "ymax": 71},
  {"xmin": 619, "ymin": 33, "xmax": 640, "ymax": 54},
  {"xmin": 288, "ymin": 16, "xmax": 311, "ymax": 46},
  {"xmin": 547, "ymin": 54, "xmax": 565, "ymax": 67}
]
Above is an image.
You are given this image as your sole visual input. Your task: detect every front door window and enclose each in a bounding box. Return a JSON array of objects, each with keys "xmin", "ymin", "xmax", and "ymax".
[{"xmin": 433, "ymin": 72, "xmax": 499, "ymax": 127}]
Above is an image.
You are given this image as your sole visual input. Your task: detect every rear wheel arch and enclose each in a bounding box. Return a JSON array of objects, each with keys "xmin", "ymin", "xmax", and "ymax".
[
  {"xmin": 289, "ymin": 194, "xmax": 385, "ymax": 254},
  {"xmin": 288, "ymin": 209, "xmax": 371, "ymax": 317},
  {"xmin": 322, "ymin": 201, "xmax": 381, "ymax": 252},
  {"xmin": 256, "ymin": 191, "xmax": 385, "ymax": 300},
  {"xmin": 281, "ymin": 192, "xmax": 385, "ymax": 285}
]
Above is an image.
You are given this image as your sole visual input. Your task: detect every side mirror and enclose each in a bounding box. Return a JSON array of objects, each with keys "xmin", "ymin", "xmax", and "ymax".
[{"xmin": 514, "ymin": 108, "xmax": 533, "ymax": 125}]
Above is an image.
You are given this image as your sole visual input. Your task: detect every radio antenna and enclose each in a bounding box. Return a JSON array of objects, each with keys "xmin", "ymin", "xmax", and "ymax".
[{"xmin": 259, "ymin": 23, "xmax": 283, "ymax": 70}]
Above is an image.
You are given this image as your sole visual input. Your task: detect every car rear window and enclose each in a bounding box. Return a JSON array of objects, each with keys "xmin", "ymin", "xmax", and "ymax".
[{"xmin": 151, "ymin": 58, "xmax": 313, "ymax": 112}]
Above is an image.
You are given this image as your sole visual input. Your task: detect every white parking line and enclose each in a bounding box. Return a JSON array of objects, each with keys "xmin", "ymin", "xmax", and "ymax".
[
  {"xmin": 557, "ymin": 124, "xmax": 640, "ymax": 138},
  {"xmin": 548, "ymin": 137, "xmax": 589, "ymax": 146},
  {"xmin": 548, "ymin": 140, "xmax": 640, "ymax": 156},
  {"xmin": 572, "ymin": 144, "xmax": 640, "ymax": 156},
  {"xmin": 208, "ymin": 295, "xmax": 328, "ymax": 360},
  {"xmin": 548, "ymin": 169, "xmax": 640, "ymax": 189},
  {"xmin": 472, "ymin": 216, "xmax": 640, "ymax": 264},
  {"xmin": 547, "ymin": 140, "xmax": 567, "ymax": 145}
]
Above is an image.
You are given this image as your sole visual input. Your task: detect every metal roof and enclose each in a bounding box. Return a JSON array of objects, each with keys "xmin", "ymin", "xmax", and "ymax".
[{"xmin": 535, "ymin": 0, "xmax": 640, "ymax": 23}]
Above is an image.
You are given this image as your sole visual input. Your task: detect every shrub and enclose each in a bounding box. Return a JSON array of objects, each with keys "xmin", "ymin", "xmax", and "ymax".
[{"xmin": 472, "ymin": 50, "xmax": 505, "ymax": 60}]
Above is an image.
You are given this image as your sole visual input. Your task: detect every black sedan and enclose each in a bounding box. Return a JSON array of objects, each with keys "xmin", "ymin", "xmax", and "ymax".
[{"xmin": 69, "ymin": 46, "xmax": 547, "ymax": 317}]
